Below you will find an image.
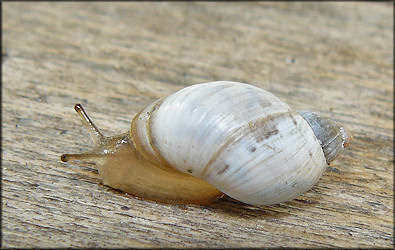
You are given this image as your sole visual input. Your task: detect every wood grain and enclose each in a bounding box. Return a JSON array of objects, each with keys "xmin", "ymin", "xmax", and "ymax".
[{"xmin": 2, "ymin": 2, "xmax": 393, "ymax": 248}]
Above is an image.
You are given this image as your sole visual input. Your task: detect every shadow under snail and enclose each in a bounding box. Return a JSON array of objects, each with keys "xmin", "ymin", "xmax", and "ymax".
[{"xmin": 61, "ymin": 81, "xmax": 352, "ymax": 205}]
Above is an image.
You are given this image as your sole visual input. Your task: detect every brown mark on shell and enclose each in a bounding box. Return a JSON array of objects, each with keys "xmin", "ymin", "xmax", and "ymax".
[
  {"xmin": 217, "ymin": 164, "xmax": 230, "ymax": 175},
  {"xmin": 249, "ymin": 118, "xmax": 279, "ymax": 143},
  {"xmin": 289, "ymin": 114, "xmax": 298, "ymax": 125},
  {"xmin": 201, "ymin": 111, "xmax": 293, "ymax": 177}
]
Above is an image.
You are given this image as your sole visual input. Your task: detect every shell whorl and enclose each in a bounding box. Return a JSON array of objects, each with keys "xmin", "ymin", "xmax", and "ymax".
[
  {"xmin": 298, "ymin": 111, "xmax": 351, "ymax": 164},
  {"xmin": 131, "ymin": 81, "xmax": 328, "ymax": 205}
]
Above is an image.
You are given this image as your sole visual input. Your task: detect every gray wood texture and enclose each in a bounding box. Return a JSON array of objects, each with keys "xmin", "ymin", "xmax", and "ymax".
[{"xmin": 2, "ymin": 2, "xmax": 393, "ymax": 248}]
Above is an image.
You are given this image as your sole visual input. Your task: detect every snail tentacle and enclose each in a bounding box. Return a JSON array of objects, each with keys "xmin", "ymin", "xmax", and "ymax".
[{"xmin": 74, "ymin": 103, "xmax": 104, "ymax": 146}]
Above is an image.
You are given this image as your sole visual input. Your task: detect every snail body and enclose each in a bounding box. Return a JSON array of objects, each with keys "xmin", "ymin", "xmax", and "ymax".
[{"xmin": 61, "ymin": 81, "xmax": 351, "ymax": 205}]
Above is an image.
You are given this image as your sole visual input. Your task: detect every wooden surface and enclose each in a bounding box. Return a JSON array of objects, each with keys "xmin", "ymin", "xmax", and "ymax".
[{"xmin": 2, "ymin": 2, "xmax": 393, "ymax": 248}]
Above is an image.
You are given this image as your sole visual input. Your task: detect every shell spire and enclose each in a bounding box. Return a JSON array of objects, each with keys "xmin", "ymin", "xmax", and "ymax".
[{"xmin": 298, "ymin": 110, "xmax": 352, "ymax": 164}]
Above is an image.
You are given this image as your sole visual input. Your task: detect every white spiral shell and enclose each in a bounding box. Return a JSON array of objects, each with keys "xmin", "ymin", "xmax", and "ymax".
[{"xmin": 132, "ymin": 81, "xmax": 327, "ymax": 205}]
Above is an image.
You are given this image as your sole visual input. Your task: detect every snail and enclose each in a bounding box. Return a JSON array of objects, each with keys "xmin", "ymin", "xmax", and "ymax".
[{"xmin": 60, "ymin": 81, "xmax": 352, "ymax": 205}]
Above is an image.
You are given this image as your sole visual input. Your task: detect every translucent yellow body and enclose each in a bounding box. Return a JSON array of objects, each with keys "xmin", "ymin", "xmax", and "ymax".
[{"xmin": 61, "ymin": 104, "xmax": 222, "ymax": 204}]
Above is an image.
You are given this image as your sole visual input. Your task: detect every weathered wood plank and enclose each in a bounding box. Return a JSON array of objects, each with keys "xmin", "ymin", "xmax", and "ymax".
[{"xmin": 2, "ymin": 2, "xmax": 393, "ymax": 248}]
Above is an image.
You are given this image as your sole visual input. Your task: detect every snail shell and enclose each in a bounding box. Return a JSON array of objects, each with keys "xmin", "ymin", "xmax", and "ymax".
[{"xmin": 61, "ymin": 81, "xmax": 351, "ymax": 205}]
